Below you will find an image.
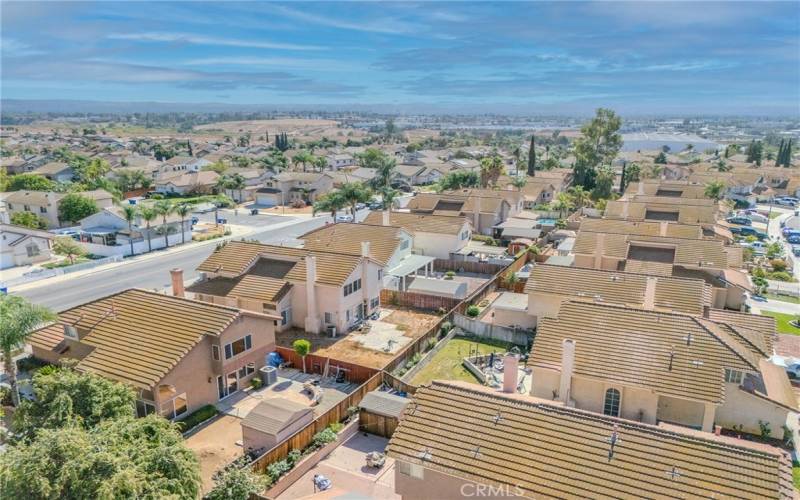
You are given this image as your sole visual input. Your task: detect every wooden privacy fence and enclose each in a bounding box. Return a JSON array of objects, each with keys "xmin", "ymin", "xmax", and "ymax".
[
  {"xmin": 382, "ymin": 370, "xmax": 417, "ymax": 395},
  {"xmin": 274, "ymin": 346, "xmax": 379, "ymax": 384},
  {"xmin": 249, "ymin": 371, "xmax": 383, "ymax": 474},
  {"xmin": 380, "ymin": 289, "xmax": 462, "ymax": 312}
]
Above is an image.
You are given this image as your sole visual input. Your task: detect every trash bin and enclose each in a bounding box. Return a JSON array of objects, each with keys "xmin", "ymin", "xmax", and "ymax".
[{"xmin": 260, "ymin": 365, "xmax": 277, "ymax": 387}]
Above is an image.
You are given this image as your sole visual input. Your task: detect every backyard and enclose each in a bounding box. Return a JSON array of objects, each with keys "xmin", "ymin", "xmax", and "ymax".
[
  {"xmin": 276, "ymin": 307, "xmax": 442, "ymax": 369},
  {"xmin": 760, "ymin": 311, "xmax": 800, "ymax": 335},
  {"xmin": 410, "ymin": 335, "xmax": 518, "ymax": 386}
]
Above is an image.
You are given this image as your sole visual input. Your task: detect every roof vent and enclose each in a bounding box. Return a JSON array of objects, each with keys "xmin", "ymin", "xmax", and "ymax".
[
  {"xmin": 606, "ymin": 423, "xmax": 621, "ymax": 461},
  {"xmin": 417, "ymin": 448, "xmax": 433, "ymax": 462},
  {"xmin": 666, "ymin": 466, "xmax": 683, "ymax": 481},
  {"xmin": 492, "ymin": 411, "xmax": 504, "ymax": 425},
  {"xmin": 684, "ymin": 332, "xmax": 693, "ymax": 346},
  {"xmin": 470, "ymin": 446, "xmax": 482, "ymax": 459}
]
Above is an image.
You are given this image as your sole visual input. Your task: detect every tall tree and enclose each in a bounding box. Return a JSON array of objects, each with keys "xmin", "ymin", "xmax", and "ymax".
[
  {"xmin": 591, "ymin": 166, "xmax": 615, "ymax": 200},
  {"xmin": 121, "ymin": 205, "xmax": 138, "ymax": 256},
  {"xmin": 336, "ymin": 182, "xmax": 372, "ymax": 216},
  {"xmin": 174, "ymin": 203, "xmax": 193, "ymax": 245},
  {"xmin": 313, "ymin": 191, "xmax": 347, "ymax": 218},
  {"xmin": 0, "ymin": 295, "xmax": 55, "ymax": 406},
  {"xmin": 138, "ymin": 206, "xmax": 157, "ymax": 252},
  {"xmin": 704, "ymin": 180, "xmax": 726, "ymax": 201},
  {"xmin": 510, "ymin": 176, "xmax": 527, "ymax": 191},
  {"xmin": 479, "ymin": 155, "xmax": 504, "ymax": 188},
  {"xmin": 154, "ymin": 200, "xmax": 175, "ymax": 248},
  {"xmin": 572, "ymin": 108, "xmax": 623, "ymax": 189},
  {"xmin": 527, "ymin": 134, "xmax": 536, "ymax": 176},
  {"xmin": 57, "ymin": 193, "xmax": 98, "ymax": 225}
]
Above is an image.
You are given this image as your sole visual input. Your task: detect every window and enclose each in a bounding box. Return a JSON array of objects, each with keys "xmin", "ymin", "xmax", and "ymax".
[
  {"xmin": 461, "ymin": 230, "xmax": 469, "ymax": 240},
  {"xmin": 160, "ymin": 393, "xmax": 188, "ymax": 420},
  {"xmin": 224, "ymin": 334, "xmax": 252, "ymax": 360},
  {"xmin": 40, "ymin": 206, "xmax": 47, "ymax": 214},
  {"xmin": 23, "ymin": 205, "xmax": 30, "ymax": 212},
  {"xmin": 212, "ymin": 345, "xmax": 220, "ymax": 361},
  {"xmin": 724, "ymin": 368, "xmax": 743, "ymax": 384},
  {"xmin": 603, "ymin": 388, "xmax": 621, "ymax": 417},
  {"xmin": 378, "ymin": 269, "xmax": 383, "ymax": 281},
  {"xmin": 343, "ymin": 283, "xmax": 353, "ymax": 296},
  {"xmin": 324, "ymin": 312, "xmax": 333, "ymax": 324},
  {"xmin": 353, "ymin": 279, "xmax": 361, "ymax": 292},
  {"xmin": 26, "ymin": 243, "xmax": 40, "ymax": 257},
  {"xmin": 238, "ymin": 363, "xmax": 256, "ymax": 379},
  {"xmin": 280, "ymin": 308, "xmax": 291, "ymax": 326},
  {"xmin": 135, "ymin": 400, "xmax": 156, "ymax": 418},
  {"xmin": 370, "ymin": 297, "xmax": 379, "ymax": 309},
  {"xmin": 400, "ymin": 239, "xmax": 410, "ymax": 250},
  {"xmin": 6, "ymin": 203, "xmax": 12, "ymax": 210}
]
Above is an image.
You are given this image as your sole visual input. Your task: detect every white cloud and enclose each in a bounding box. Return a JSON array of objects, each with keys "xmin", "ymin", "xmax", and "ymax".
[
  {"xmin": 107, "ymin": 32, "xmax": 325, "ymax": 51},
  {"xmin": 273, "ymin": 5, "xmax": 415, "ymax": 35},
  {"xmin": 1, "ymin": 37, "xmax": 45, "ymax": 56}
]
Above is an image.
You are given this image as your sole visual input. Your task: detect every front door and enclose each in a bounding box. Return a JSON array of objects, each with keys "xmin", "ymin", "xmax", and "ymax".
[
  {"xmin": 226, "ymin": 371, "xmax": 238, "ymax": 395},
  {"xmin": 217, "ymin": 376, "xmax": 226, "ymax": 400}
]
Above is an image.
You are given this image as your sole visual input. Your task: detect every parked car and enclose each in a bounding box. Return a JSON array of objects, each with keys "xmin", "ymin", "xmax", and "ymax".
[
  {"xmin": 788, "ymin": 234, "xmax": 800, "ymax": 244},
  {"xmin": 368, "ymin": 201, "xmax": 383, "ymax": 210},
  {"xmin": 792, "ymin": 245, "xmax": 800, "ymax": 257},
  {"xmin": 216, "ymin": 217, "xmax": 227, "ymax": 224},
  {"xmin": 355, "ymin": 203, "xmax": 367, "ymax": 210},
  {"xmin": 726, "ymin": 216, "xmax": 752, "ymax": 226},
  {"xmin": 335, "ymin": 214, "xmax": 354, "ymax": 222},
  {"xmin": 731, "ymin": 226, "xmax": 768, "ymax": 240},
  {"xmin": 741, "ymin": 241, "xmax": 767, "ymax": 254},
  {"xmin": 775, "ymin": 197, "xmax": 799, "ymax": 207},
  {"xmin": 739, "ymin": 211, "xmax": 768, "ymax": 224}
]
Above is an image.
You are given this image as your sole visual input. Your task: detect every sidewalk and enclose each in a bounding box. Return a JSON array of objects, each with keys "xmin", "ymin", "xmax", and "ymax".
[{"xmin": 8, "ymin": 215, "xmax": 318, "ymax": 292}]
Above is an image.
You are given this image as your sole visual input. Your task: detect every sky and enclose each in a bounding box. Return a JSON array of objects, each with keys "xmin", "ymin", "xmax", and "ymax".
[{"xmin": 1, "ymin": 1, "xmax": 799, "ymax": 115}]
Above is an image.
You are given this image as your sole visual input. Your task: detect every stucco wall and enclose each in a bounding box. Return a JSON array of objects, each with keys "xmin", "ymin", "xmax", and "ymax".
[
  {"xmin": 656, "ymin": 395, "xmax": 705, "ymax": 429},
  {"xmin": 716, "ymin": 384, "xmax": 794, "ymax": 439},
  {"xmin": 395, "ymin": 461, "xmax": 525, "ymax": 500},
  {"xmin": 526, "ymin": 293, "xmax": 564, "ymax": 327}
]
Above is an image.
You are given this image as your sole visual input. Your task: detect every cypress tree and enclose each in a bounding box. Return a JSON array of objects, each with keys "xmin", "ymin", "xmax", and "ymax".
[
  {"xmin": 527, "ymin": 134, "xmax": 536, "ymax": 176},
  {"xmin": 620, "ymin": 161, "xmax": 627, "ymax": 193},
  {"xmin": 776, "ymin": 139, "xmax": 784, "ymax": 167},
  {"xmin": 784, "ymin": 139, "xmax": 793, "ymax": 167}
]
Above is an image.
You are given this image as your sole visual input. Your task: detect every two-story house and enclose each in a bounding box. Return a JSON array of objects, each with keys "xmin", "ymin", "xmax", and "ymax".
[
  {"xmin": 2, "ymin": 189, "xmax": 114, "ymax": 228},
  {"xmin": 254, "ymin": 172, "xmax": 335, "ymax": 207},
  {"xmin": 406, "ymin": 192, "xmax": 510, "ymax": 235},
  {"xmin": 27, "ymin": 288, "xmax": 278, "ymax": 417},
  {"xmin": 362, "ymin": 211, "xmax": 471, "ymax": 259}
]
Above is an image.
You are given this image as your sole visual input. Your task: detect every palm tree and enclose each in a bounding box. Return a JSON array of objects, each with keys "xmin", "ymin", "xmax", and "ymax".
[
  {"xmin": 380, "ymin": 187, "xmax": 399, "ymax": 210},
  {"xmin": 174, "ymin": 203, "xmax": 193, "ymax": 245},
  {"xmin": 154, "ymin": 200, "xmax": 175, "ymax": 248},
  {"xmin": 121, "ymin": 204, "xmax": 138, "ymax": 256},
  {"xmin": 292, "ymin": 151, "xmax": 315, "ymax": 172},
  {"xmin": 704, "ymin": 180, "xmax": 726, "ymax": 201},
  {"xmin": 313, "ymin": 155, "xmax": 328, "ymax": 173},
  {"xmin": 138, "ymin": 206, "xmax": 157, "ymax": 252},
  {"xmin": 375, "ymin": 156, "xmax": 397, "ymax": 190},
  {"xmin": 510, "ymin": 176, "xmax": 527, "ymax": 191},
  {"xmin": 568, "ymin": 186, "xmax": 593, "ymax": 209},
  {"xmin": 313, "ymin": 191, "xmax": 347, "ymax": 218},
  {"xmin": 552, "ymin": 192, "xmax": 575, "ymax": 218},
  {"xmin": 0, "ymin": 295, "xmax": 55, "ymax": 406},
  {"xmin": 337, "ymin": 182, "xmax": 372, "ymax": 217},
  {"xmin": 229, "ymin": 173, "xmax": 246, "ymax": 203},
  {"xmin": 479, "ymin": 155, "xmax": 504, "ymax": 188}
]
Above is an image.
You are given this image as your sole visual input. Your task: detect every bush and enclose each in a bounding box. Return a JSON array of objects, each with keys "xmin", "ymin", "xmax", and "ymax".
[
  {"xmin": 250, "ymin": 377, "xmax": 263, "ymax": 390},
  {"xmin": 411, "ymin": 352, "xmax": 421, "ymax": 364},
  {"xmin": 287, "ymin": 449, "xmax": 302, "ymax": 466},
  {"xmin": 440, "ymin": 321, "xmax": 453, "ymax": 336},
  {"xmin": 0, "ymin": 387, "xmax": 12, "ymax": 406},
  {"xmin": 16, "ymin": 356, "xmax": 50, "ymax": 374},
  {"xmin": 466, "ymin": 305, "xmax": 480, "ymax": 318},
  {"xmin": 426, "ymin": 338, "xmax": 437, "ymax": 351},
  {"xmin": 346, "ymin": 406, "xmax": 359, "ymax": 420},
  {"xmin": 444, "ymin": 271, "xmax": 455, "ymax": 280},
  {"xmin": 267, "ymin": 459, "xmax": 293, "ymax": 483},
  {"xmin": 768, "ymin": 271, "xmax": 795, "ymax": 282},
  {"xmin": 329, "ymin": 422, "xmax": 344, "ymax": 433},
  {"xmin": 176, "ymin": 404, "xmax": 219, "ymax": 432},
  {"xmin": 771, "ymin": 259, "xmax": 788, "ymax": 272},
  {"xmin": 312, "ymin": 428, "xmax": 338, "ymax": 448}
]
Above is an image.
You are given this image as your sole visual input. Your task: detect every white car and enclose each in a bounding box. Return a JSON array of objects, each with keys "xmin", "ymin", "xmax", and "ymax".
[
  {"xmin": 740, "ymin": 212, "xmax": 768, "ymax": 224},
  {"xmin": 740, "ymin": 241, "xmax": 767, "ymax": 254},
  {"xmin": 335, "ymin": 214, "xmax": 353, "ymax": 222}
]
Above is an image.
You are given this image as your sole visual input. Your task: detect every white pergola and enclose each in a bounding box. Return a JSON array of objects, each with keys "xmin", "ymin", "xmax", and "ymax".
[{"xmin": 388, "ymin": 254, "xmax": 437, "ymax": 291}]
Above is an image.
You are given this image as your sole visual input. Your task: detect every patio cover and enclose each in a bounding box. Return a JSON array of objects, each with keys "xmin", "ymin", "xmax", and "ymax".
[{"xmin": 387, "ymin": 254, "xmax": 436, "ymax": 277}]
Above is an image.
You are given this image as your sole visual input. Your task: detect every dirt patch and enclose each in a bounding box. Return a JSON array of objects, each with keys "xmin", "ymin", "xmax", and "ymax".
[
  {"xmin": 275, "ymin": 308, "xmax": 442, "ymax": 369},
  {"xmin": 184, "ymin": 415, "xmax": 244, "ymax": 494}
]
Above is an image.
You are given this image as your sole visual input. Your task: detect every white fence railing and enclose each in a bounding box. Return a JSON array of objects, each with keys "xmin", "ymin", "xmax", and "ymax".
[{"xmin": 2, "ymin": 255, "xmax": 124, "ymax": 289}]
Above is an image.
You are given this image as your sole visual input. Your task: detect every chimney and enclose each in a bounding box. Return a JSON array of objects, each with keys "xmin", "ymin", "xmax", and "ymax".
[
  {"xmin": 643, "ymin": 277, "xmax": 657, "ymax": 310},
  {"xmin": 361, "ymin": 241, "xmax": 371, "ymax": 258},
  {"xmin": 659, "ymin": 221, "xmax": 668, "ymax": 237},
  {"xmin": 593, "ymin": 233, "xmax": 606, "ymax": 269},
  {"xmin": 502, "ymin": 354, "xmax": 519, "ymax": 393},
  {"xmin": 381, "ymin": 210, "xmax": 390, "ymax": 226},
  {"xmin": 558, "ymin": 339, "xmax": 575, "ymax": 405},
  {"xmin": 170, "ymin": 268, "xmax": 185, "ymax": 297},
  {"xmin": 304, "ymin": 256, "xmax": 321, "ymax": 334},
  {"xmin": 472, "ymin": 197, "xmax": 481, "ymax": 232}
]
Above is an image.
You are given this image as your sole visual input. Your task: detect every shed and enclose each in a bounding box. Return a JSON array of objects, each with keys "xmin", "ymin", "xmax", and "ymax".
[
  {"xmin": 407, "ymin": 276, "xmax": 468, "ymax": 299},
  {"xmin": 241, "ymin": 398, "xmax": 314, "ymax": 454},
  {"xmin": 358, "ymin": 390, "xmax": 410, "ymax": 438}
]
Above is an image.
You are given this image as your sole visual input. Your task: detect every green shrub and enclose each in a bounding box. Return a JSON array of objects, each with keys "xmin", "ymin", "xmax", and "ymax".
[
  {"xmin": 466, "ymin": 305, "xmax": 480, "ymax": 318},
  {"xmin": 444, "ymin": 271, "xmax": 455, "ymax": 280},
  {"xmin": 329, "ymin": 422, "xmax": 344, "ymax": 433},
  {"xmin": 411, "ymin": 352, "xmax": 421, "ymax": 364},
  {"xmin": 346, "ymin": 406, "xmax": 359, "ymax": 420},
  {"xmin": 759, "ymin": 420, "xmax": 772, "ymax": 439},
  {"xmin": 250, "ymin": 377, "xmax": 263, "ymax": 390},
  {"xmin": 267, "ymin": 459, "xmax": 292, "ymax": 483},
  {"xmin": 426, "ymin": 338, "xmax": 437, "ymax": 351},
  {"xmin": 0, "ymin": 387, "xmax": 11, "ymax": 406},
  {"xmin": 768, "ymin": 271, "xmax": 795, "ymax": 282},
  {"xmin": 771, "ymin": 259, "xmax": 788, "ymax": 272},
  {"xmin": 312, "ymin": 428, "xmax": 337, "ymax": 448},
  {"xmin": 176, "ymin": 404, "xmax": 219, "ymax": 432},
  {"xmin": 440, "ymin": 321, "xmax": 453, "ymax": 336},
  {"xmin": 287, "ymin": 449, "xmax": 302, "ymax": 466}
]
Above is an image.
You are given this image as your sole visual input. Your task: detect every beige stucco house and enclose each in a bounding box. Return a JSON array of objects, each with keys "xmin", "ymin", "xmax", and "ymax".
[
  {"xmin": 362, "ymin": 211, "xmax": 472, "ymax": 259},
  {"xmin": 28, "ymin": 288, "xmax": 278, "ymax": 418},
  {"xmin": 255, "ymin": 172, "xmax": 334, "ymax": 207},
  {"xmin": 0, "ymin": 223, "xmax": 54, "ymax": 269},
  {"xmin": 2, "ymin": 189, "xmax": 114, "ymax": 228}
]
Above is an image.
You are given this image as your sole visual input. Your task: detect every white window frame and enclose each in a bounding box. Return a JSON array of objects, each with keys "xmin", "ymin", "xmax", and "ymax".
[
  {"xmin": 724, "ymin": 368, "xmax": 743, "ymax": 384},
  {"xmin": 224, "ymin": 334, "xmax": 252, "ymax": 360},
  {"xmin": 212, "ymin": 345, "xmax": 220, "ymax": 361},
  {"xmin": 160, "ymin": 393, "xmax": 188, "ymax": 420}
]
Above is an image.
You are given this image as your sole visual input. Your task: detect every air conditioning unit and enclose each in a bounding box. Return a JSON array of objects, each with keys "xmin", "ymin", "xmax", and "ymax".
[{"xmin": 326, "ymin": 325, "xmax": 337, "ymax": 338}]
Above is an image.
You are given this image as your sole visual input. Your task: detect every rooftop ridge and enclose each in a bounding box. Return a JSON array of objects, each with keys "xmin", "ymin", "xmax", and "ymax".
[{"xmin": 534, "ymin": 262, "xmax": 707, "ymax": 285}]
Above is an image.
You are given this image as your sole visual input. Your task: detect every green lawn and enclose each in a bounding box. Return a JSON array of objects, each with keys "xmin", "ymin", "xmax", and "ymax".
[
  {"xmin": 793, "ymin": 466, "xmax": 800, "ymax": 490},
  {"xmin": 411, "ymin": 336, "xmax": 517, "ymax": 386},
  {"xmin": 760, "ymin": 311, "xmax": 800, "ymax": 335},
  {"xmin": 766, "ymin": 293, "xmax": 800, "ymax": 305}
]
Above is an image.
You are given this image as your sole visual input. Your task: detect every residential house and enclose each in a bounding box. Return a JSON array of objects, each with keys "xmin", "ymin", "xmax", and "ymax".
[
  {"xmin": 189, "ymin": 240, "xmax": 383, "ymax": 334},
  {"xmin": 76, "ymin": 205, "xmax": 192, "ymax": 256},
  {"xmin": 604, "ymin": 196, "xmax": 720, "ymax": 224},
  {"xmin": 528, "ymin": 300, "xmax": 796, "ymax": 439},
  {"xmin": 27, "ymin": 288, "xmax": 278, "ymax": 417},
  {"xmin": 33, "ymin": 161, "xmax": 74, "ymax": 182},
  {"xmin": 387, "ymin": 380, "xmax": 794, "ymax": 500},
  {"xmin": 326, "ymin": 153, "xmax": 356, "ymax": 170},
  {"xmin": 2, "ymin": 189, "xmax": 114, "ymax": 228},
  {"xmin": 406, "ymin": 192, "xmax": 510, "ymax": 235},
  {"xmin": 624, "ymin": 180, "xmax": 712, "ymax": 199},
  {"xmin": 393, "ymin": 164, "xmax": 427, "ymax": 188},
  {"xmin": 0, "ymin": 223, "xmax": 54, "ymax": 269},
  {"xmin": 328, "ymin": 167, "xmax": 377, "ymax": 188},
  {"xmin": 443, "ymin": 188, "xmax": 525, "ymax": 216},
  {"xmin": 155, "ymin": 155, "xmax": 212, "ymax": 177},
  {"xmin": 362, "ymin": 211, "xmax": 471, "ymax": 259},
  {"xmin": 154, "ymin": 171, "xmax": 220, "ymax": 195},
  {"xmin": 254, "ymin": 172, "xmax": 334, "ymax": 207}
]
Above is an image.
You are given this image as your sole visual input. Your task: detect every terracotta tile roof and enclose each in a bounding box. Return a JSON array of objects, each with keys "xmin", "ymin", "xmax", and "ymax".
[
  {"xmin": 300, "ymin": 222, "xmax": 405, "ymax": 266},
  {"xmin": 196, "ymin": 240, "xmax": 364, "ymax": 286},
  {"xmin": 579, "ymin": 218, "xmax": 704, "ymax": 239},
  {"xmin": 573, "ymin": 232, "xmax": 731, "ymax": 269},
  {"xmin": 605, "ymin": 200, "xmax": 718, "ymax": 224},
  {"xmin": 528, "ymin": 301, "xmax": 758, "ymax": 404},
  {"xmin": 362, "ymin": 211, "xmax": 468, "ymax": 235},
  {"xmin": 624, "ymin": 181, "xmax": 709, "ymax": 199},
  {"xmin": 27, "ymin": 289, "xmax": 243, "ymax": 389},
  {"xmin": 407, "ymin": 192, "xmax": 507, "ymax": 215},
  {"xmin": 708, "ymin": 309, "xmax": 776, "ymax": 353},
  {"xmin": 387, "ymin": 381, "xmax": 794, "ymax": 500},
  {"xmin": 623, "ymin": 259, "xmax": 674, "ymax": 276},
  {"xmin": 229, "ymin": 275, "xmax": 292, "ymax": 303},
  {"xmin": 524, "ymin": 264, "xmax": 711, "ymax": 316}
]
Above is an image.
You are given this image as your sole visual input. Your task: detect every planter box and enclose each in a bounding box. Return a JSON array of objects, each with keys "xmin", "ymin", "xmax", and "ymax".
[{"xmin": 262, "ymin": 418, "xmax": 359, "ymax": 499}]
